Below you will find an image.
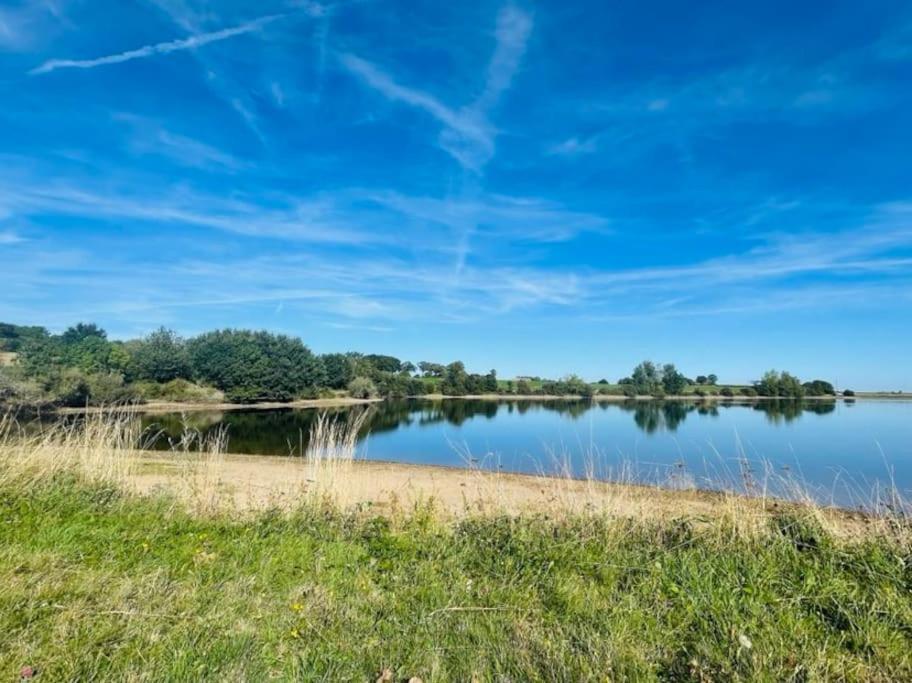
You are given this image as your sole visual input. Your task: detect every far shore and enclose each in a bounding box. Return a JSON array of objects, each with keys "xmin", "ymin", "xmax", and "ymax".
[{"xmin": 9, "ymin": 390, "xmax": 906, "ymax": 415}]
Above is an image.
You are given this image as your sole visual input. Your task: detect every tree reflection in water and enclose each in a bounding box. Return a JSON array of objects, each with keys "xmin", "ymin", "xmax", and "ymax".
[{"xmin": 135, "ymin": 398, "xmax": 839, "ymax": 456}]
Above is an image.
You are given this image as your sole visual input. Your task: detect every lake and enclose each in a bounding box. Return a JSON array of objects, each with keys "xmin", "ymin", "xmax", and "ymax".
[{"xmin": 139, "ymin": 398, "xmax": 911, "ymax": 510}]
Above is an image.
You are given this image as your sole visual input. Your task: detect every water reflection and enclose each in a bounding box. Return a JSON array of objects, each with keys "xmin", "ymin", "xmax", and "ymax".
[{"xmin": 138, "ymin": 398, "xmax": 839, "ymax": 455}]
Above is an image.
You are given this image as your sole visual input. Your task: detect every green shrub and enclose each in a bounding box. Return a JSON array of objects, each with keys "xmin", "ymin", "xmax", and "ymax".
[
  {"xmin": 0, "ymin": 366, "xmax": 48, "ymax": 405},
  {"xmin": 843, "ymin": 389, "xmax": 855, "ymax": 397},
  {"xmin": 720, "ymin": 387, "xmax": 734, "ymax": 397},
  {"xmin": 133, "ymin": 379, "xmax": 223, "ymax": 403},
  {"xmin": 348, "ymin": 376, "xmax": 378, "ymax": 399}
]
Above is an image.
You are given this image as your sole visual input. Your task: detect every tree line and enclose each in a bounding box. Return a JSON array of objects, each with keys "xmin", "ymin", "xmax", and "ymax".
[{"xmin": 0, "ymin": 322, "xmax": 843, "ymax": 406}]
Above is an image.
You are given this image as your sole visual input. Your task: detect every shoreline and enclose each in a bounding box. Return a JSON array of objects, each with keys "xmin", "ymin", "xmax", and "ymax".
[
  {"xmin": 11, "ymin": 392, "xmax": 907, "ymax": 415},
  {"xmin": 130, "ymin": 450, "xmax": 870, "ymax": 532}
]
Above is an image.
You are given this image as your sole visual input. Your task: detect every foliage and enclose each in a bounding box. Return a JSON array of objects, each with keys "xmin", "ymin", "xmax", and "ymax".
[
  {"xmin": 321, "ymin": 353, "xmax": 355, "ymax": 390},
  {"xmin": 803, "ymin": 379, "xmax": 836, "ymax": 396},
  {"xmin": 129, "ymin": 327, "xmax": 192, "ymax": 383},
  {"xmin": 661, "ymin": 363, "xmax": 687, "ymax": 395},
  {"xmin": 347, "ymin": 376, "xmax": 378, "ymax": 399},
  {"xmin": 441, "ymin": 361, "xmax": 468, "ymax": 396},
  {"xmin": 628, "ymin": 361, "xmax": 691, "ymax": 396},
  {"xmin": 187, "ymin": 330, "xmax": 324, "ymax": 403},
  {"xmin": 756, "ymin": 370, "xmax": 806, "ymax": 398},
  {"xmin": 0, "ymin": 323, "xmax": 47, "ymax": 352},
  {"xmin": 418, "ymin": 361, "xmax": 445, "ymax": 377},
  {"xmin": 0, "ymin": 366, "xmax": 48, "ymax": 405},
  {"xmin": 132, "ymin": 379, "xmax": 223, "ymax": 403},
  {"xmin": 2, "ymin": 320, "xmax": 842, "ymax": 405},
  {"xmin": 374, "ymin": 373, "xmax": 425, "ymax": 398},
  {"xmin": 843, "ymin": 389, "xmax": 856, "ymax": 397},
  {"xmin": 362, "ymin": 354, "xmax": 402, "ymax": 374}
]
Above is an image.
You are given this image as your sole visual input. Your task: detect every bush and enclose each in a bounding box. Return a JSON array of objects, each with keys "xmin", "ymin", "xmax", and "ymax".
[
  {"xmin": 720, "ymin": 387, "xmax": 734, "ymax": 397},
  {"xmin": 623, "ymin": 385, "xmax": 638, "ymax": 398},
  {"xmin": 741, "ymin": 387, "xmax": 758, "ymax": 397},
  {"xmin": 133, "ymin": 379, "xmax": 223, "ymax": 403},
  {"xmin": 0, "ymin": 366, "xmax": 48, "ymax": 405},
  {"xmin": 348, "ymin": 377, "xmax": 378, "ymax": 399},
  {"xmin": 84, "ymin": 372, "xmax": 141, "ymax": 405},
  {"xmin": 843, "ymin": 389, "xmax": 855, "ymax": 397},
  {"xmin": 53, "ymin": 369, "xmax": 92, "ymax": 407}
]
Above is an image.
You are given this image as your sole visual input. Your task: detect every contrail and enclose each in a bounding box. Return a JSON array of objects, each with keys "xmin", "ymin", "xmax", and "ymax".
[{"xmin": 29, "ymin": 13, "xmax": 284, "ymax": 75}]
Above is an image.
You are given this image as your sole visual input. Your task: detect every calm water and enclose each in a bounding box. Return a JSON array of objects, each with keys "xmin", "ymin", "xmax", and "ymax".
[{"xmin": 140, "ymin": 399, "xmax": 912, "ymax": 509}]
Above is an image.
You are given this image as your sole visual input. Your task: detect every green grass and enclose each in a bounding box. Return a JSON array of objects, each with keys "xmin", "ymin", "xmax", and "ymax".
[{"xmin": 2, "ymin": 477, "xmax": 911, "ymax": 681}]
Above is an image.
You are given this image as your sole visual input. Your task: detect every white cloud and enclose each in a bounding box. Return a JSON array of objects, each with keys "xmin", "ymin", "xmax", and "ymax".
[
  {"xmin": 547, "ymin": 136, "xmax": 599, "ymax": 157},
  {"xmin": 340, "ymin": 3, "xmax": 533, "ymax": 171},
  {"xmin": 114, "ymin": 114, "xmax": 244, "ymax": 170},
  {"xmin": 476, "ymin": 4, "xmax": 534, "ymax": 110},
  {"xmin": 29, "ymin": 13, "xmax": 284, "ymax": 75}
]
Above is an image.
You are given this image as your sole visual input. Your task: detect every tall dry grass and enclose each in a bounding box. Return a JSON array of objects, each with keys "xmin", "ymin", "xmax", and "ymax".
[
  {"xmin": 0, "ymin": 409, "xmax": 140, "ymax": 490},
  {"xmin": 298, "ymin": 408, "xmax": 371, "ymax": 502}
]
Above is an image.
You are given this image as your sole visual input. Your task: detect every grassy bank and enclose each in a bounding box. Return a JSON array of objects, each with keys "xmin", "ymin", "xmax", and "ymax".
[{"xmin": 1, "ymin": 416, "xmax": 911, "ymax": 680}]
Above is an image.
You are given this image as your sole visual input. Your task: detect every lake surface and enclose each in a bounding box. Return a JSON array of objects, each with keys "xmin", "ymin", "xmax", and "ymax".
[{"xmin": 140, "ymin": 399, "xmax": 912, "ymax": 510}]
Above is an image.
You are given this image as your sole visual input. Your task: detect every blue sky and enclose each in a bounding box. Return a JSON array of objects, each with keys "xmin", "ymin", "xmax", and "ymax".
[{"xmin": 1, "ymin": 0, "xmax": 911, "ymax": 389}]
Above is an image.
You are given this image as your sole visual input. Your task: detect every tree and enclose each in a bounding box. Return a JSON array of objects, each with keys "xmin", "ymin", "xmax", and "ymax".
[
  {"xmin": 707, "ymin": 374, "xmax": 718, "ymax": 386},
  {"xmin": 61, "ymin": 322, "xmax": 107, "ymax": 345},
  {"xmin": 363, "ymin": 354, "xmax": 402, "ymax": 374},
  {"xmin": 695, "ymin": 375, "xmax": 708, "ymax": 385},
  {"xmin": 442, "ymin": 361, "xmax": 468, "ymax": 396},
  {"xmin": 661, "ymin": 363, "xmax": 686, "ymax": 395},
  {"xmin": 803, "ymin": 380, "xmax": 835, "ymax": 396},
  {"xmin": 321, "ymin": 353, "xmax": 355, "ymax": 389},
  {"xmin": 418, "ymin": 362, "xmax": 445, "ymax": 377},
  {"xmin": 755, "ymin": 370, "xmax": 805, "ymax": 398},
  {"xmin": 130, "ymin": 328, "xmax": 191, "ymax": 383},
  {"xmin": 484, "ymin": 369, "xmax": 498, "ymax": 393},
  {"xmin": 516, "ymin": 379, "xmax": 533, "ymax": 395},
  {"xmin": 188, "ymin": 330, "xmax": 324, "ymax": 402},
  {"xmin": 631, "ymin": 361, "xmax": 661, "ymax": 395},
  {"xmin": 401, "ymin": 361, "xmax": 417, "ymax": 376},
  {"xmin": 0, "ymin": 323, "xmax": 47, "ymax": 352},
  {"xmin": 756, "ymin": 370, "xmax": 780, "ymax": 397}
]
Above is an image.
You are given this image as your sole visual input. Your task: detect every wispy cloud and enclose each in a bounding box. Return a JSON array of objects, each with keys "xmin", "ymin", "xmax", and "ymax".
[
  {"xmin": 0, "ymin": 230, "xmax": 25, "ymax": 245},
  {"xmin": 29, "ymin": 13, "xmax": 284, "ymax": 75},
  {"xmin": 476, "ymin": 4, "xmax": 533, "ymax": 110},
  {"xmin": 547, "ymin": 136, "xmax": 599, "ymax": 157},
  {"xmin": 340, "ymin": 3, "xmax": 533, "ymax": 170},
  {"xmin": 114, "ymin": 114, "xmax": 244, "ymax": 170},
  {"xmin": 0, "ymin": 162, "xmax": 606, "ymax": 252}
]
